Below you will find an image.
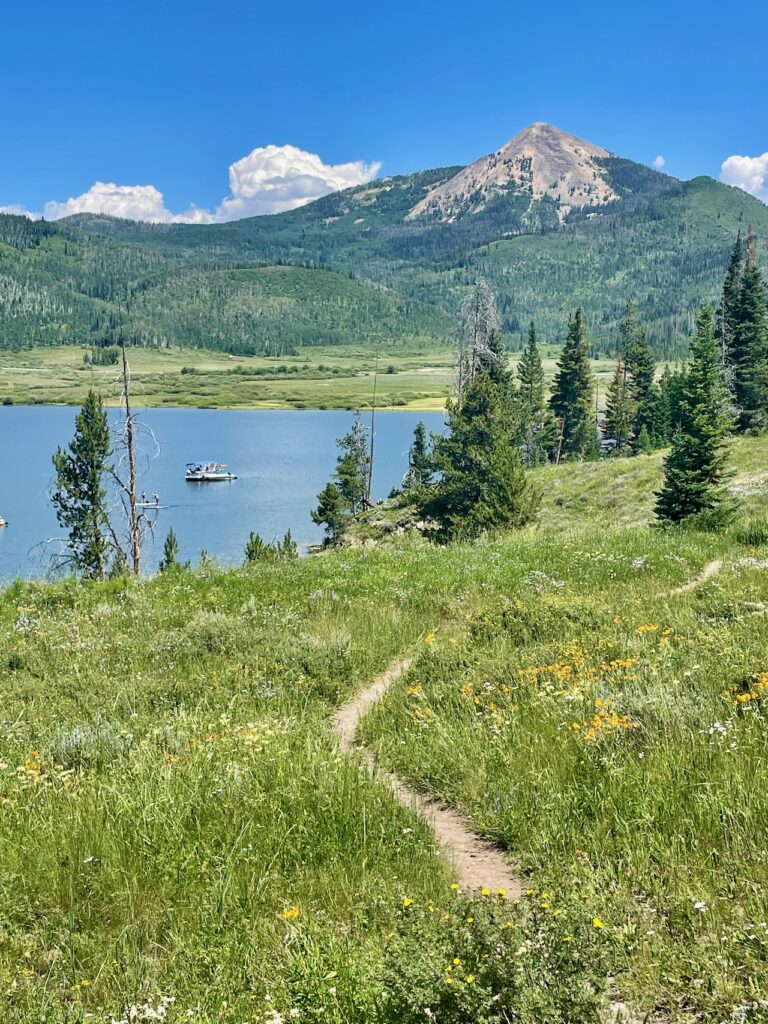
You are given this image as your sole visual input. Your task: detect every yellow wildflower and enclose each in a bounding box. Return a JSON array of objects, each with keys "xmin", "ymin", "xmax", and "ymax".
[{"xmin": 281, "ymin": 906, "xmax": 300, "ymax": 921}]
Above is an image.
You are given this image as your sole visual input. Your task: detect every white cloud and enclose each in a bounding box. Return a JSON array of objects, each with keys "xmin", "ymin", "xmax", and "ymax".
[
  {"xmin": 43, "ymin": 182, "xmax": 210, "ymax": 224},
  {"xmin": 215, "ymin": 145, "xmax": 382, "ymax": 219},
  {"xmin": 0, "ymin": 145, "xmax": 382, "ymax": 225},
  {"xmin": 652, "ymin": 155, "xmax": 666, "ymax": 169},
  {"xmin": 720, "ymin": 151, "xmax": 768, "ymax": 203},
  {"xmin": 0, "ymin": 203, "xmax": 40, "ymax": 218}
]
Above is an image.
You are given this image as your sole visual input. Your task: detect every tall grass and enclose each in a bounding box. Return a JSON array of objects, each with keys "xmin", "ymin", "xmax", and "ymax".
[{"xmin": 0, "ymin": 439, "xmax": 766, "ymax": 1020}]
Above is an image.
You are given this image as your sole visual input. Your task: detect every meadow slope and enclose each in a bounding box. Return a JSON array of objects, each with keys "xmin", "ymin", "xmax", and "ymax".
[{"xmin": 0, "ymin": 438, "xmax": 766, "ymax": 1022}]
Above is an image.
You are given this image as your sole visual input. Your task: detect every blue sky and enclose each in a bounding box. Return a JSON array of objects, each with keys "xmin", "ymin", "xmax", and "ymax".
[{"xmin": 2, "ymin": 0, "xmax": 767, "ymax": 220}]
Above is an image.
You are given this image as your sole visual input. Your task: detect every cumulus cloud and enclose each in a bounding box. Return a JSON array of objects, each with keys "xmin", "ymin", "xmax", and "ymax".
[
  {"xmin": 215, "ymin": 145, "xmax": 382, "ymax": 219},
  {"xmin": 720, "ymin": 151, "xmax": 768, "ymax": 203},
  {"xmin": 0, "ymin": 203, "xmax": 40, "ymax": 218},
  {"xmin": 43, "ymin": 182, "xmax": 211, "ymax": 224},
  {"xmin": 652, "ymin": 155, "xmax": 666, "ymax": 169},
  {"xmin": 0, "ymin": 145, "xmax": 382, "ymax": 225}
]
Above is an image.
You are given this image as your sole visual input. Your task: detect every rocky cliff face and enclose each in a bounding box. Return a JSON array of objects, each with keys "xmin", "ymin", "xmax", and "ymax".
[{"xmin": 407, "ymin": 122, "xmax": 618, "ymax": 221}]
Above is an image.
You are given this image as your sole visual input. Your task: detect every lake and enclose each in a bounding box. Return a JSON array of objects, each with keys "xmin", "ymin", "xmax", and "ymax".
[{"xmin": 0, "ymin": 407, "xmax": 446, "ymax": 580}]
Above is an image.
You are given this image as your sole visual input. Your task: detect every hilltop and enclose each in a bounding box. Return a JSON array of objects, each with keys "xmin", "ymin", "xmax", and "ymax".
[
  {"xmin": 1, "ymin": 124, "xmax": 767, "ymax": 362},
  {"xmin": 407, "ymin": 122, "xmax": 619, "ymax": 220}
]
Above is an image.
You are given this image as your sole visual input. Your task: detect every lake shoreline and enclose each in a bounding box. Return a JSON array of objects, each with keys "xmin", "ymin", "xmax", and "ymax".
[
  {"xmin": 0, "ymin": 406, "xmax": 447, "ymax": 579},
  {"xmin": 2, "ymin": 397, "xmax": 448, "ymax": 412}
]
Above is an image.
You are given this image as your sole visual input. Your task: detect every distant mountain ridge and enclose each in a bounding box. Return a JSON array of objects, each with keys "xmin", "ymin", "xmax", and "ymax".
[{"xmin": 1, "ymin": 123, "xmax": 767, "ymax": 359}]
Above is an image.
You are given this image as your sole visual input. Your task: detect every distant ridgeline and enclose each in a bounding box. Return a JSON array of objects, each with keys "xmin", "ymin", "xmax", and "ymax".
[{"xmin": 1, "ymin": 123, "xmax": 767, "ymax": 359}]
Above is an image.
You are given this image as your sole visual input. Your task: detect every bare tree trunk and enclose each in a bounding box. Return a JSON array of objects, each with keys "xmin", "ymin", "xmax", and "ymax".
[
  {"xmin": 555, "ymin": 417, "xmax": 565, "ymax": 465},
  {"xmin": 121, "ymin": 344, "xmax": 141, "ymax": 574},
  {"xmin": 367, "ymin": 352, "xmax": 378, "ymax": 501}
]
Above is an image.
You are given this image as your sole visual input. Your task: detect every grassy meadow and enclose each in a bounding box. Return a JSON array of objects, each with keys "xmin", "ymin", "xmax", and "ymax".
[
  {"xmin": 0, "ymin": 437, "xmax": 766, "ymax": 1021},
  {"xmin": 0, "ymin": 344, "xmax": 623, "ymax": 411}
]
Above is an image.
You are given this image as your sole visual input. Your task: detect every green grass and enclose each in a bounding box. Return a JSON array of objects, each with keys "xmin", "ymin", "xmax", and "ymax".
[
  {"xmin": 0, "ymin": 437, "xmax": 767, "ymax": 1021},
  {"xmin": 0, "ymin": 344, "xmax": 625, "ymax": 411}
]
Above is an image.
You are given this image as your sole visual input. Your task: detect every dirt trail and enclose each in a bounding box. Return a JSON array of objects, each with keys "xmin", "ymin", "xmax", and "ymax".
[
  {"xmin": 665, "ymin": 559, "xmax": 723, "ymax": 597},
  {"xmin": 334, "ymin": 659, "xmax": 521, "ymax": 894}
]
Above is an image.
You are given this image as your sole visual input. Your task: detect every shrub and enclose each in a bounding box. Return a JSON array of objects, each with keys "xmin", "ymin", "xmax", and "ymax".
[
  {"xmin": 733, "ymin": 516, "xmax": 768, "ymax": 547},
  {"xmin": 381, "ymin": 891, "xmax": 607, "ymax": 1024}
]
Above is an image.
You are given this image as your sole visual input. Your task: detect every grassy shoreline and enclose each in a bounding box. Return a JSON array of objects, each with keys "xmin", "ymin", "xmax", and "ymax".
[{"xmin": 0, "ymin": 344, "xmax": 624, "ymax": 411}]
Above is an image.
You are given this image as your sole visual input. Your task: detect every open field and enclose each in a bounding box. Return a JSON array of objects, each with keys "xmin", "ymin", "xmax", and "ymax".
[
  {"xmin": 0, "ymin": 344, "xmax": 624, "ymax": 411},
  {"xmin": 0, "ymin": 437, "xmax": 766, "ymax": 1022}
]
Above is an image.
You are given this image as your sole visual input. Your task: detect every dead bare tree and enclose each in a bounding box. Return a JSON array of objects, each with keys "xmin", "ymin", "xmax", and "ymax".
[
  {"xmin": 108, "ymin": 343, "xmax": 160, "ymax": 575},
  {"xmin": 455, "ymin": 279, "xmax": 501, "ymax": 407}
]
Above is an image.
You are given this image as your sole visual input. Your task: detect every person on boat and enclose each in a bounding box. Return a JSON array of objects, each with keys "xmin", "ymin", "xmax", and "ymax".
[
  {"xmin": 141, "ymin": 491, "xmax": 147, "ymax": 504},
  {"xmin": 152, "ymin": 493, "xmax": 160, "ymax": 506}
]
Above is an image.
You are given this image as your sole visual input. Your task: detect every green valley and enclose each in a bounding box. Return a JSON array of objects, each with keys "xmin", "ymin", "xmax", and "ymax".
[{"xmin": 2, "ymin": 124, "xmax": 768, "ymax": 391}]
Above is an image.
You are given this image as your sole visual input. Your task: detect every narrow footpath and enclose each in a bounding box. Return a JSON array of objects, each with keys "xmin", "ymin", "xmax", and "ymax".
[
  {"xmin": 665, "ymin": 559, "xmax": 723, "ymax": 596},
  {"xmin": 333, "ymin": 658, "xmax": 521, "ymax": 894}
]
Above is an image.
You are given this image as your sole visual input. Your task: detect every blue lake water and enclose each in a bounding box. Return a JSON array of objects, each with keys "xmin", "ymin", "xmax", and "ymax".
[{"xmin": 0, "ymin": 407, "xmax": 446, "ymax": 580}]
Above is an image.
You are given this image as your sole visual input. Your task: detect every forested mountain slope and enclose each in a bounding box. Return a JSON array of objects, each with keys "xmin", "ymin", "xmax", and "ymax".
[{"xmin": 1, "ymin": 124, "xmax": 767, "ymax": 357}]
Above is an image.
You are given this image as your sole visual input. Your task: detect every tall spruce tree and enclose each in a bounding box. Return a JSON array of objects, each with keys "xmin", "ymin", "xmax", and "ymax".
[
  {"xmin": 423, "ymin": 372, "xmax": 539, "ymax": 541},
  {"xmin": 656, "ymin": 365, "xmax": 688, "ymax": 445},
  {"xmin": 655, "ymin": 306, "xmax": 735, "ymax": 527},
  {"xmin": 403, "ymin": 421, "xmax": 433, "ymax": 491},
  {"xmin": 334, "ymin": 414, "xmax": 371, "ymax": 514},
  {"xmin": 550, "ymin": 309, "xmax": 597, "ymax": 461},
  {"xmin": 717, "ymin": 232, "xmax": 745, "ymax": 377},
  {"xmin": 620, "ymin": 302, "xmax": 658, "ymax": 447},
  {"xmin": 517, "ymin": 322, "xmax": 554, "ymax": 464},
  {"xmin": 158, "ymin": 527, "xmax": 180, "ymax": 572},
  {"xmin": 312, "ymin": 414, "xmax": 371, "ymax": 545},
  {"xmin": 312, "ymin": 483, "xmax": 347, "ymax": 546},
  {"xmin": 733, "ymin": 239, "xmax": 768, "ymax": 432},
  {"xmin": 604, "ymin": 355, "xmax": 635, "ymax": 453},
  {"xmin": 51, "ymin": 390, "xmax": 113, "ymax": 579}
]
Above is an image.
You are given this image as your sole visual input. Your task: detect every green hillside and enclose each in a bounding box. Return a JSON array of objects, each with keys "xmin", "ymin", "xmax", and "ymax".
[{"xmin": 1, "ymin": 149, "xmax": 767, "ymax": 359}]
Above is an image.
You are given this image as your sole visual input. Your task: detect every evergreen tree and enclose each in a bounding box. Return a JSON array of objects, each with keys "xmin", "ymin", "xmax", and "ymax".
[
  {"xmin": 620, "ymin": 302, "xmax": 658, "ymax": 447},
  {"xmin": 334, "ymin": 414, "xmax": 371, "ymax": 514},
  {"xmin": 717, "ymin": 231, "xmax": 745, "ymax": 376},
  {"xmin": 423, "ymin": 373, "xmax": 539, "ymax": 541},
  {"xmin": 655, "ymin": 365, "xmax": 688, "ymax": 444},
  {"xmin": 244, "ymin": 530, "xmax": 298, "ymax": 563},
  {"xmin": 313, "ymin": 414, "xmax": 371, "ymax": 546},
  {"xmin": 244, "ymin": 532, "xmax": 269, "ymax": 563},
  {"xmin": 51, "ymin": 390, "xmax": 113, "ymax": 579},
  {"xmin": 635, "ymin": 425, "xmax": 653, "ymax": 454},
  {"xmin": 549, "ymin": 310, "xmax": 597, "ymax": 460},
  {"xmin": 485, "ymin": 331, "xmax": 515, "ymax": 395},
  {"xmin": 517, "ymin": 322, "xmax": 555, "ymax": 464},
  {"xmin": 655, "ymin": 306, "xmax": 735, "ymax": 528},
  {"xmin": 403, "ymin": 421, "xmax": 433, "ymax": 491},
  {"xmin": 312, "ymin": 482, "xmax": 348, "ymax": 546},
  {"xmin": 733, "ymin": 240, "xmax": 768, "ymax": 432},
  {"xmin": 279, "ymin": 529, "xmax": 298, "ymax": 559},
  {"xmin": 159, "ymin": 527, "xmax": 180, "ymax": 572},
  {"xmin": 604, "ymin": 355, "xmax": 635, "ymax": 453}
]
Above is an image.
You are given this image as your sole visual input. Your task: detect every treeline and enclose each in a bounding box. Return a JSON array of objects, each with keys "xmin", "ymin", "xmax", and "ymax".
[
  {"xmin": 2, "ymin": 154, "xmax": 767, "ymax": 360},
  {"xmin": 315, "ymin": 240, "xmax": 766, "ymax": 544}
]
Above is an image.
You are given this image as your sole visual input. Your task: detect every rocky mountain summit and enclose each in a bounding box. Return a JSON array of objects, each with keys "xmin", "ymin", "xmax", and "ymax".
[{"xmin": 407, "ymin": 122, "xmax": 619, "ymax": 221}]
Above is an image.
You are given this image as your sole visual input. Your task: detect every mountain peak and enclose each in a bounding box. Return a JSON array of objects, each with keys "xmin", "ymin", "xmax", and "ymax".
[{"xmin": 407, "ymin": 122, "xmax": 617, "ymax": 221}]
